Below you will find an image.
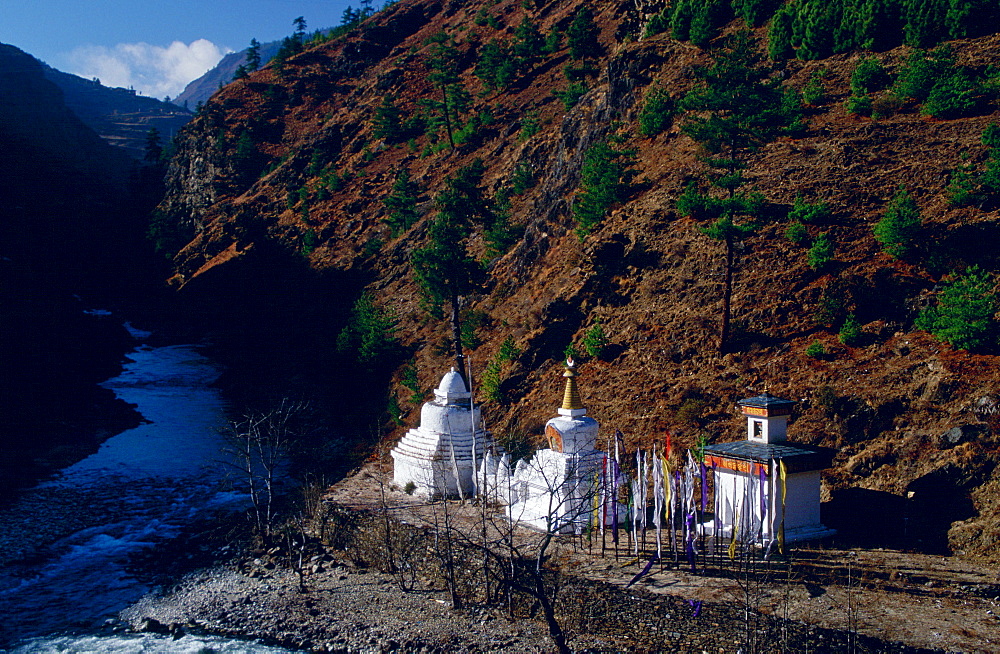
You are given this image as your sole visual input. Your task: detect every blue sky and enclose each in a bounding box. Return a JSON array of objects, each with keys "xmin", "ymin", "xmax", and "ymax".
[{"xmin": 1, "ymin": 0, "xmax": 357, "ymax": 98}]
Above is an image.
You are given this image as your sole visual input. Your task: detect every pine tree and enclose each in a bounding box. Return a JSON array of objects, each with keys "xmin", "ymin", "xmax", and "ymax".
[
  {"xmin": 475, "ymin": 39, "xmax": 516, "ymax": 91},
  {"xmin": 768, "ymin": 7, "xmax": 795, "ymax": 60},
  {"xmin": 567, "ymin": 5, "xmax": 601, "ymax": 60},
  {"xmin": 572, "ymin": 138, "xmax": 637, "ymax": 239},
  {"xmin": 874, "ymin": 186, "xmax": 922, "ymax": 258},
  {"xmin": 373, "ymin": 95, "xmax": 404, "ymax": 142},
  {"xmin": 335, "ymin": 292, "xmax": 400, "ymax": 372},
  {"xmin": 916, "ymin": 266, "xmax": 998, "ymax": 351},
  {"xmin": 246, "ymin": 38, "xmax": 262, "ymax": 71},
  {"xmin": 513, "ymin": 16, "xmax": 544, "ymax": 71},
  {"xmin": 411, "ymin": 160, "xmax": 494, "ymax": 374},
  {"xmin": 383, "ymin": 168, "xmax": 421, "ymax": 236}
]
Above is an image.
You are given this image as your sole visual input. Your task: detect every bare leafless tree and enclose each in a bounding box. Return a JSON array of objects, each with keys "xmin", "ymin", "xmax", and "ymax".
[{"xmin": 222, "ymin": 398, "xmax": 309, "ymax": 542}]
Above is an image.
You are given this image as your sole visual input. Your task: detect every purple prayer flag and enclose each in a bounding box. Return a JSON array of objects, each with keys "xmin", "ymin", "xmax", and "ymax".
[
  {"xmin": 700, "ymin": 462, "xmax": 708, "ymax": 512},
  {"xmin": 626, "ymin": 551, "xmax": 659, "ymax": 588}
]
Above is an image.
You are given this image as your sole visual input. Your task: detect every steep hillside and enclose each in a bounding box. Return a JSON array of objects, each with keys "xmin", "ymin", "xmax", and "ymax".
[
  {"xmin": 0, "ymin": 44, "xmax": 160, "ymax": 498},
  {"xmin": 41, "ymin": 63, "xmax": 192, "ymax": 159},
  {"xmin": 154, "ymin": 0, "xmax": 1000, "ymax": 561}
]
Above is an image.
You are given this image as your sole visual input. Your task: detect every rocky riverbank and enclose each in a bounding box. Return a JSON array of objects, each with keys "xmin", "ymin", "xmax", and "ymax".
[{"xmin": 114, "ymin": 465, "xmax": 1000, "ymax": 653}]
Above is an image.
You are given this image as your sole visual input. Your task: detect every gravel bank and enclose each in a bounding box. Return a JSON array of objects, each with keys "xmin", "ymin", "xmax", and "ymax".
[{"xmin": 120, "ymin": 563, "xmax": 592, "ymax": 653}]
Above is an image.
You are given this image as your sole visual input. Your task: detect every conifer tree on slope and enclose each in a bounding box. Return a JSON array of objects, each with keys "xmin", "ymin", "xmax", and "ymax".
[
  {"xmin": 679, "ymin": 31, "xmax": 801, "ymax": 351},
  {"xmin": 411, "ymin": 160, "xmax": 494, "ymax": 377}
]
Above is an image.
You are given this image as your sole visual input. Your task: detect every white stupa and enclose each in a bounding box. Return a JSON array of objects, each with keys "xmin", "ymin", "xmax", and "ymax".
[
  {"xmin": 481, "ymin": 359, "xmax": 605, "ymax": 533},
  {"xmin": 390, "ymin": 368, "xmax": 492, "ymax": 498}
]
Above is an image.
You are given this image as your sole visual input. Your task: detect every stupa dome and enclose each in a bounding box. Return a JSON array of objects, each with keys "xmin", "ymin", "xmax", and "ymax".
[{"xmin": 434, "ymin": 367, "xmax": 471, "ymax": 404}]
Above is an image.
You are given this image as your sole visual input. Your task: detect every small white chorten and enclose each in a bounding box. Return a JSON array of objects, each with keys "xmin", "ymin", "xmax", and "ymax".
[
  {"xmin": 494, "ymin": 359, "xmax": 605, "ymax": 533},
  {"xmin": 390, "ymin": 368, "xmax": 492, "ymax": 498},
  {"xmin": 704, "ymin": 393, "xmax": 836, "ymax": 546}
]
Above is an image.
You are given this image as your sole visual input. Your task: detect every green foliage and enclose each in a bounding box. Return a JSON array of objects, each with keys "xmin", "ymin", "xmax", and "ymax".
[
  {"xmin": 638, "ymin": 86, "xmax": 674, "ymax": 138},
  {"xmin": 851, "ymin": 56, "xmax": 891, "ymax": 96},
  {"xmin": 582, "ymin": 319, "xmax": 609, "ymax": 358},
  {"xmin": 543, "ymin": 25, "xmax": 562, "ymax": 54},
  {"xmin": 411, "ymin": 160, "xmax": 493, "ymax": 315},
  {"xmin": 808, "ymin": 232, "xmax": 834, "ymax": 270},
  {"xmin": 567, "ymin": 5, "xmax": 601, "ymax": 60},
  {"xmin": 383, "ymin": 168, "xmax": 421, "ymax": 236},
  {"xmin": 874, "ymin": 186, "xmax": 922, "ymax": 259},
  {"xmin": 511, "ymin": 161, "xmax": 535, "ymax": 195},
  {"xmin": 839, "ymin": 312, "xmax": 862, "ymax": 346},
  {"xmin": 301, "ymin": 228, "xmax": 318, "ymax": 256},
  {"xmin": 676, "ymin": 397, "xmax": 707, "ymax": 425},
  {"xmin": 916, "ymin": 266, "xmax": 998, "ymax": 351},
  {"xmin": 372, "ymin": 94, "xmax": 405, "ymax": 143},
  {"xmin": 845, "ymin": 94, "xmax": 873, "ymax": 116},
  {"xmin": 702, "ymin": 214, "xmax": 757, "ymax": 243},
  {"xmin": 246, "ymin": 38, "xmax": 262, "ymax": 71},
  {"xmin": 802, "ymin": 69, "xmax": 827, "ymax": 105},
  {"xmin": 732, "ymin": 0, "xmax": 777, "ymax": 27},
  {"xmin": 786, "ymin": 220, "xmax": 810, "ymax": 246},
  {"xmin": 983, "ymin": 122, "xmax": 1000, "ymax": 148},
  {"xmin": 147, "ymin": 209, "xmax": 191, "ymax": 258},
  {"xmin": 460, "ymin": 308, "xmax": 487, "ymax": 350},
  {"xmin": 518, "ymin": 111, "xmax": 540, "ymax": 141},
  {"xmin": 481, "ymin": 357, "xmax": 504, "ymax": 402},
  {"xmin": 644, "ymin": 9, "xmax": 671, "ymax": 37},
  {"xmin": 554, "ymin": 82, "xmax": 587, "ymax": 110},
  {"xmin": 921, "ymin": 67, "xmax": 980, "ymax": 119},
  {"xmin": 815, "ymin": 285, "xmax": 845, "ymax": 326},
  {"xmin": 680, "ymin": 31, "xmax": 802, "ymax": 155},
  {"xmin": 788, "ymin": 194, "xmax": 830, "ymax": 224},
  {"xmin": 668, "ymin": 0, "xmax": 731, "ymax": 47},
  {"xmin": 572, "ymin": 138, "xmax": 638, "ymax": 239},
  {"xmin": 335, "ymin": 292, "xmax": 400, "ymax": 372},
  {"xmin": 806, "ymin": 340, "xmax": 826, "ymax": 358},
  {"xmin": 475, "ymin": 39, "xmax": 517, "ymax": 91},
  {"xmin": 473, "ymin": 9, "xmax": 501, "ymax": 29},
  {"xmin": 512, "ymin": 16, "xmax": 544, "ymax": 69},
  {"xmin": 498, "ymin": 336, "xmax": 520, "ymax": 363},
  {"xmin": 946, "ymin": 164, "xmax": 982, "ymax": 207},
  {"xmin": 894, "ymin": 45, "xmax": 953, "ymax": 102},
  {"xmin": 400, "ymin": 360, "xmax": 424, "ymax": 405},
  {"xmin": 767, "ymin": 8, "xmax": 795, "ymax": 60}
]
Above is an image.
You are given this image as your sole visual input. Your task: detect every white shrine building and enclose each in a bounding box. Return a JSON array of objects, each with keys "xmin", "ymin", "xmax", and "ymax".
[
  {"xmin": 480, "ymin": 360, "xmax": 607, "ymax": 533},
  {"xmin": 390, "ymin": 368, "xmax": 493, "ymax": 499},
  {"xmin": 703, "ymin": 393, "xmax": 836, "ymax": 546}
]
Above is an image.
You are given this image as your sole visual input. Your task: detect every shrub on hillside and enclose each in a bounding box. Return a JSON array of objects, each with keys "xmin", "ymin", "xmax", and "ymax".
[
  {"xmin": 808, "ymin": 232, "xmax": 834, "ymax": 270},
  {"xmin": 874, "ymin": 187, "xmax": 922, "ymax": 259},
  {"xmin": 851, "ymin": 56, "xmax": 891, "ymax": 96},
  {"xmin": 916, "ymin": 266, "xmax": 999, "ymax": 351}
]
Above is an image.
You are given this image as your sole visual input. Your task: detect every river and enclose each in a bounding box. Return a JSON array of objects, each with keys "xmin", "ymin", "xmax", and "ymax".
[{"xmin": 0, "ymin": 323, "xmax": 296, "ymax": 652}]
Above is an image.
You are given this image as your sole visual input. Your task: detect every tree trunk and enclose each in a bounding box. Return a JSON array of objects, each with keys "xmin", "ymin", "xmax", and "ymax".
[
  {"xmin": 535, "ymin": 573, "xmax": 570, "ymax": 654},
  {"xmin": 450, "ymin": 292, "xmax": 466, "ymax": 382},
  {"xmin": 720, "ymin": 234, "xmax": 734, "ymax": 353}
]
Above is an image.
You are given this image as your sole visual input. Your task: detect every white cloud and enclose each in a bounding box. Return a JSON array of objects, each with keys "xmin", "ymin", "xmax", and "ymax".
[{"xmin": 67, "ymin": 39, "xmax": 231, "ymax": 99}]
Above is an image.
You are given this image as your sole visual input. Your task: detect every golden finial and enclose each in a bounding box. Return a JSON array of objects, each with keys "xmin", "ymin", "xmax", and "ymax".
[{"xmin": 561, "ymin": 358, "xmax": 584, "ymax": 411}]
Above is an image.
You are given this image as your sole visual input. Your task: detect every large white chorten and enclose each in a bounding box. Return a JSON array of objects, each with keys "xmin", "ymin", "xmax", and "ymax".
[
  {"xmin": 390, "ymin": 368, "xmax": 492, "ymax": 498},
  {"xmin": 481, "ymin": 360, "xmax": 605, "ymax": 533}
]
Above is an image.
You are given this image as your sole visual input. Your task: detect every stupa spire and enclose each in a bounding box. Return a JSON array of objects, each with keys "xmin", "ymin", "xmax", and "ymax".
[{"xmin": 559, "ymin": 358, "xmax": 586, "ymax": 416}]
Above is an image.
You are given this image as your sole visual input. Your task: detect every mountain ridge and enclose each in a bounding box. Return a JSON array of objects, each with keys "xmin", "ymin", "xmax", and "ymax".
[{"xmin": 153, "ymin": 0, "xmax": 1000, "ymax": 562}]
